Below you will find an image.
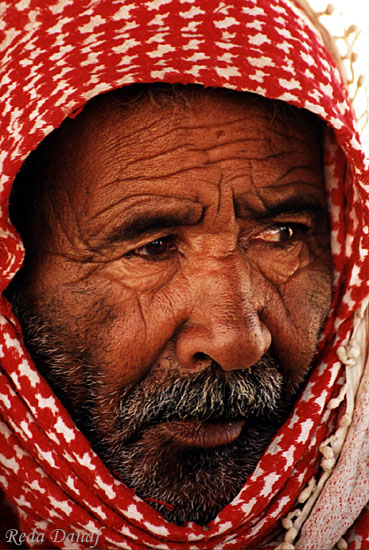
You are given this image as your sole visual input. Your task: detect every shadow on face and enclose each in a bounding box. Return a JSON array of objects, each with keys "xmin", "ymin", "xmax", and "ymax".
[{"xmin": 6, "ymin": 84, "xmax": 332, "ymax": 525}]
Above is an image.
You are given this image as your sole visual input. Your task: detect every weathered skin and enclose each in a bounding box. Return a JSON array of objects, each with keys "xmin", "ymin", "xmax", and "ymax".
[{"xmin": 9, "ymin": 86, "xmax": 332, "ymax": 525}]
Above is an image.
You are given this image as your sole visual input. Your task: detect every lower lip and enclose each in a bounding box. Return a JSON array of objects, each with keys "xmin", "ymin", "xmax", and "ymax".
[{"xmin": 159, "ymin": 419, "xmax": 245, "ymax": 448}]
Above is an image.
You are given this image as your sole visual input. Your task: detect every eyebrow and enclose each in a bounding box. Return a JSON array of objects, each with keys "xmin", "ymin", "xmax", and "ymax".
[
  {"xmin": 105, "ymin": 210, "xmax": 202, "ymax": 244},
  {"xmin": 243, "ymin": 195, "xmax": 327, "ymax": 222},
  {"xmin": 96, "ymin": 194, "xmax": 326, "ymax": 250}
]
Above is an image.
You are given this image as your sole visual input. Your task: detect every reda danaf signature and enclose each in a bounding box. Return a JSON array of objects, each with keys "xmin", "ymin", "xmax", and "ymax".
[{"xmin": 5, "ymin": 528, "xmax": 102, "ymax": 548}]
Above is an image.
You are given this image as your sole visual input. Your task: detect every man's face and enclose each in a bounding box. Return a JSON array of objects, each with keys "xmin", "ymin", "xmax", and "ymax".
[{"xmin": 10, "ymin": 87, "xmax": 332, "ymax": 525}]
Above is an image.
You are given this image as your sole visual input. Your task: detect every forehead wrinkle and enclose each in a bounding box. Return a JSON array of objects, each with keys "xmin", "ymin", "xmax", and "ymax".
[
  {"xmin": 101, "ymin": 142, "xmax": 213, "ymax": 189},
  {"xmin": 251, "ymin": 160, "xmax": 324, "ymax": 187},
  {"xmin": 168, "ymin": 115, "xmax": 267, "ymax": 133},
  {"xmin": 101, "ymin": 144, "xmax": 302, "ymax": 192},
  {"xmin": 270, "ymin": 126, "xmax": 321, "ymax": 147},
  {"xmin": 205, "ymin": 147, "xmax": 305, "ymax": 165},
  {"xmin": 104, "ymin": 113, "xmax": 290, "ymax": 185},
  {"xmin": 256, "ymin": 180, "xmax": 325, "ymax": 193},
  {"xmin": 271, "ymin": 164, "xmax": 324, "ymax": 185},
  {"xmin": 108, "ymin": 143, "xmax": 205, "ymax": 183},
  {"xmin": 245, "ymin": 149, "xmax": 323, "ymax": 198},
  {"xmin": 116, "ymin": 116, "xmax": 163, "ymax": 143},
  {"xmin": 87, "ymin": 194, "xmax": 203, "ymax": 237},
  {"xmin": 92, "ymin": 104, "xmax": 315, "ymax": 195},
  {"xmin": 200, "ymin": 176, "xmax": 238, "ymax": 232}
]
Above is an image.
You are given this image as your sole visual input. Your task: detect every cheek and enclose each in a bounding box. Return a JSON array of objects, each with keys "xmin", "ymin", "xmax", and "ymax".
[
  {"xmin": 76, "ymin": 272, "xmax": 191, "ymax": 389},
  {"xmin": 249, "ymin": 242, "xmax": 304, "ymax": 284},
  {"xmin": 107, "ymin": 255, "xmax": 182, "ymax": 293},
  {"xmin": 260, "ymin": 262, "xmax": 332, "ymax": 388}
]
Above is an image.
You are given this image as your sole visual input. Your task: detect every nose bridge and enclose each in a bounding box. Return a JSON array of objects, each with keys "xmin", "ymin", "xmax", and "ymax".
[
  {"xmin": 195, "ymin": 253, "xmax": 260, "ymax": 339},
  {"xmin": 176, "ymin": 252, "xmax": 271, "ymax": 372},
  {"xmin": 198, "ymin": 253, "xmax": 252, "ymax": 320}
]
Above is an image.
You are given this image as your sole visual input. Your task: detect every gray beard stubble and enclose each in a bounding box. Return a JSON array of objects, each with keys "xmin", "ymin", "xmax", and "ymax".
[{"xmin": 8, "ymin": 292, "xmax": 298, "ymax": 525}]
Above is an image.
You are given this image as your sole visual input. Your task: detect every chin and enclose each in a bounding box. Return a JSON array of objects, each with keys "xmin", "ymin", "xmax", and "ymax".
[{"xmin": 93, "ymin": 421, "xmax": 283, "ymax": 525}]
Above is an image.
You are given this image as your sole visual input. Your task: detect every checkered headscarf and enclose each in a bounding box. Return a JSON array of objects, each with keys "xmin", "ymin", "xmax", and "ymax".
[{"xmin": 0, "ymin": 1, "xmax": 369, "ymax": 548}]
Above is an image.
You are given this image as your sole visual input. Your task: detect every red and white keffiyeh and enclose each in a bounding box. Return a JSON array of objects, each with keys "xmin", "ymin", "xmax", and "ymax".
[{"xmin": 0, "ymin": 1, "xmax": 369, "ymax": 548}]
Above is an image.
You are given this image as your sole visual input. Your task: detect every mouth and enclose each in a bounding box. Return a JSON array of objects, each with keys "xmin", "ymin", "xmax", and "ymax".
[{"xmin": 159, "ymin": 418, "xmax": 246, "ymax": 448}]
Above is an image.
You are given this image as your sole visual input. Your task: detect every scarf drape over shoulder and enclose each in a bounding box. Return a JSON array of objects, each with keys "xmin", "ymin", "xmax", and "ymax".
[{"xmin": 0, "ymin": 1, "xmax": 369, "ymax": 548}]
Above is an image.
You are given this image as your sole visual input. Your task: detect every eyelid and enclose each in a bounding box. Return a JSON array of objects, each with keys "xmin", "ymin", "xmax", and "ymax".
[
  {"xmin": 263, "ymin": 221, "xmax": 310, "ymax": 237},
  {"xmin": 267, "ymin": 211, "xmax": 315, "ymax": 225},
  {"xmin": 245, "ymin": 221, "xmax": 311, "ymax": 248},
  {"xmin": 260, "ymin": 212, "xmax": 315, "ymax": 234},
  {"xmin": 125, "ymin": 233, "xmax": 178, "ymax": 260},
  {"xmin": 123, "ymin": 231, "xmax": 177, "ymax": 255}
]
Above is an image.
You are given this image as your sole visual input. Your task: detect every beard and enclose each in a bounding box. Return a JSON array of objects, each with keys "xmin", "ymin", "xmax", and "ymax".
[
  {"xmin": 8, "ymin": 289, "xmax": 306, "ymax": 526},
  {"xmin": 94, "ymin": 360, "xmax": 292, "ymax": 525}
]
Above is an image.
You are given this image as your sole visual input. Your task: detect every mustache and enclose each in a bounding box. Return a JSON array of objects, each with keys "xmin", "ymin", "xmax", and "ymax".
[{"xmin": 111, "ymin": 351, "xmax": 288, "ymax": 442}]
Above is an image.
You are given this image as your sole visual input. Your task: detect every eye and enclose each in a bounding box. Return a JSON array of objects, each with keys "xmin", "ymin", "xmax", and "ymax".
[
  {"xmin": 127, "ymin": 235, "xmax": 177, "ymax": 260},
  {"xmin": 254, "ymin": 223, "xmax": 308, "ymax": 244}
]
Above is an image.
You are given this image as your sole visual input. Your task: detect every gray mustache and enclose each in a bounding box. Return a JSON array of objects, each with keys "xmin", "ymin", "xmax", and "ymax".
[{"xmin": 116, "ymin": 353, "xmax": 286, "ymax": 438}]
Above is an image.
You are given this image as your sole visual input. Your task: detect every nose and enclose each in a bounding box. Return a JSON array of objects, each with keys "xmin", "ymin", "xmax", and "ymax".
[{"xmin": 175, "ymin": 255, "xmax": 271, "ymax": 372}]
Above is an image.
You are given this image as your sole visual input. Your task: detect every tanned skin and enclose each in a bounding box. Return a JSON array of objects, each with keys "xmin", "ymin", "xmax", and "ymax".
[{"xmin": 7, "ymin": 85, "xmax": 332, "ymax": 525}]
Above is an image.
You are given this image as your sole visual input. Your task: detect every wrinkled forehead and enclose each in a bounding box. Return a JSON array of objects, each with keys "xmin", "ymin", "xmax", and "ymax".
[
  {"xmin": 18, "ymin": 84, "xmax": 323, "ymax": 193},
  {"xmin": 9, "ymin": 84, "xmax": 325, "ymax": 251}
]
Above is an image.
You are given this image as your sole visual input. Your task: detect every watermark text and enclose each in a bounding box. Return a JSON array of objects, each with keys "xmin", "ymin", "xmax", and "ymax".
[{"xmin": 5, "ymin": 527, "xmax": 102, "ymax": 548}]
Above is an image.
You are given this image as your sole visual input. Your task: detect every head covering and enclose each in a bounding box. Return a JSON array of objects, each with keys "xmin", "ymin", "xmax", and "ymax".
[{"xmin": 0, "ymin": 1, "xmax": 369, "ymax": 548}]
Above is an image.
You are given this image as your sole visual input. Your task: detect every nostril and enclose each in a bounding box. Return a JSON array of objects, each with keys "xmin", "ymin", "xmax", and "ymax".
[
  {"xmin": 193, "ymin": 352, "xmax": 208, "ymax": 361},
  {"xmin": 192, "ymin": 352, "xmax": 213, "ymax": 371}
]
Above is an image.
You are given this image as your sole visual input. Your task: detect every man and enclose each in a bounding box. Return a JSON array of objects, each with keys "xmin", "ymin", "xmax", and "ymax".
[
  {"xmin": 0, "ymin": 1, "xmax": 368, "ymax": 549},
  {"xmin": 6, "ymin": 83, "xmax": 332, "ymax": 527}
]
